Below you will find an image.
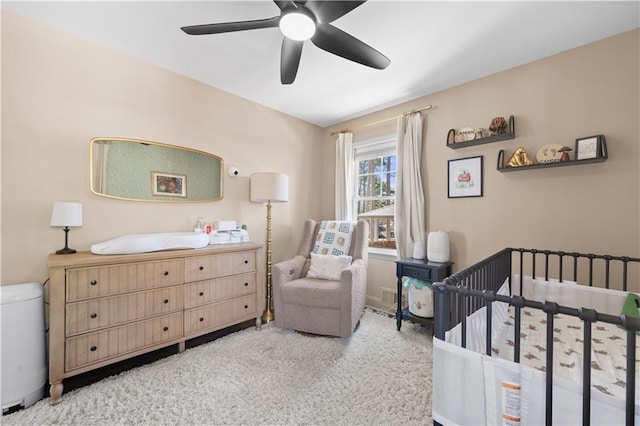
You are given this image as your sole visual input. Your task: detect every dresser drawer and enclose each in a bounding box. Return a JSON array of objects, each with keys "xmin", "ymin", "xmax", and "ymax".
[
  {"xmin": 184, "ymin": 251, "xmax": 256, "ymax": 282},
  {"xmin": 402, "ymin": 266, "xmax": 432, "ymax": 281},
  {"xmin": 65, "ymin": 312, "xmax": 183, "ymax": 371},
  {"xmin": 66, "ymin": 285, "xmax": 183, "ymax": 336},
  {"xmin": 184, "ymin": 295, "xmax": 256, "ymax": 336},
  {"xmin": 184, "ymin": 273, "xmax": 257, "ymax": 309},
  {"xmin": 66, "ymin": 259, "xmax": 184, "ymax": 302}
]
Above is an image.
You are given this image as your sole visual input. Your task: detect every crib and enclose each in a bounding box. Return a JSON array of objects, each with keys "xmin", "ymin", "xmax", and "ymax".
[{"xmin": 432, "ymin": 248, "xmax": 640, "ymax": 425}]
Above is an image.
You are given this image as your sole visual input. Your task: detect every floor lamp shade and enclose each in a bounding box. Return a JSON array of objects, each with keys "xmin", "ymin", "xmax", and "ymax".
[{"xmin": 250, "ymin": 173, "xmax": 289, "ymax": 203}]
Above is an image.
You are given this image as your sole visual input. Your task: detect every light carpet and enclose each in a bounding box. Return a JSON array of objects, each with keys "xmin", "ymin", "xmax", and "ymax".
[{"xmin": 4, "ymin": 310, "xmax": 433, "ymax": 425}]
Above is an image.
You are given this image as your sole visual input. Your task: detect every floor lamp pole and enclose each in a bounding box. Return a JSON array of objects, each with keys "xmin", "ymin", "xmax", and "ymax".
[{"xmin": 261, "ymin": 200, "xmax": 274, "ymax": 323}]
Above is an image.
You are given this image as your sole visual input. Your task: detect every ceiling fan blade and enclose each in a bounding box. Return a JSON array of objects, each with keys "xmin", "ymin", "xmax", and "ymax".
[
  {"xmin": 181, "ymin": 16, "xmax": 280, "ymax": 35},
  {"xmin": 311, "ymin": 23, "xmax": 390, "ymax": 69},
  {"xmin": 281, "ymin": 38, "xmax": 304, "ymax": 84},
  {"xmin": 273, "ymin": 1, "xmax": 297, "ymax": 11},
  {"xmin": 305, "ymin": 1, "xmax": 366, "ymax": 23}
]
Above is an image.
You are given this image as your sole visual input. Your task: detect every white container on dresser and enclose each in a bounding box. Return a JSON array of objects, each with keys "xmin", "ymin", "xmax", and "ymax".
[{"xmin": 47, "ymin": 242, "xmax": 263, "ymax": 405}]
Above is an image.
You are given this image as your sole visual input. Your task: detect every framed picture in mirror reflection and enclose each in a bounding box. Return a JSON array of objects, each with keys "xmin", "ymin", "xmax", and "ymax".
[{"xmin": 152, "ymin": 172, "xmax": 187, "ymax": 197}]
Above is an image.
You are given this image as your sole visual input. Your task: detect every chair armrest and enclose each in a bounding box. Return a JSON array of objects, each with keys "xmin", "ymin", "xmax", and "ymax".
[
  {"xmin": 272, "ymin": 255, "xmax": 308, "ymax": 286},
  {"xmin": 340, "ymin": 258, "xmax": 367, "ymax": 289}
]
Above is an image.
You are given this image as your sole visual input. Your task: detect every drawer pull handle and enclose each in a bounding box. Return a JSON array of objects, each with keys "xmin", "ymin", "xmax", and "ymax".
[
  {"xmin": 244, "ymin": 260, "xmax": 249, "ymax": 264},
  {"xmin": 244, "ymin": 282, "xmax": 249, "ymax": 287},
  {"xmin": 199, "ymin": 292, "xmax": 204, "ymax": 296},
  {"xmin": 199, "ymin": 317, "xmax": 204, "ymax": 322},
  {"xmin": 90, "ymin": 280, "xmax": 98, "ymax": 286},
  {"xmin": 163, "ymin": 271, "xmax": 169, "ymax": 276},
  {"xmin": 163, "ymin": 326, "xmax": 169, "ymax": 332},
  {"xmin": 199, "ymin": 266, "xmax": 204, "ymax": 271},
  {"xmin": 90, "ymin": 345, "xmax": 97, "ymax": 352},
  {"xmin": 244, "ymin": 305, "xmax": 248, "ymax": 309},
  {"xmin": 163, "ymin": 299, "xmax": 169, "ymax": 304},
  {"xmin": 90, "ymin": 313, "xmax": 97, "ymax": 319}
]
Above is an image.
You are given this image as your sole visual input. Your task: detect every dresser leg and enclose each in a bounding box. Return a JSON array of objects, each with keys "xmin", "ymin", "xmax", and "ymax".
[
  {"xmin": 49, "ymin": 382, "xmax": 63, "ymax": 405},
  {"xmin": 178, "ymin": 341, "xmax": 185, "ymax": 353},
  {"xmin": 255, "ymin": 317, "xmax": 262, "ymax": 331}
]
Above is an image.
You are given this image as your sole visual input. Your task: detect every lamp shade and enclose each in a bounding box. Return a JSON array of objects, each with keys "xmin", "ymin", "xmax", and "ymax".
[
  {"xmin": 50, "ymin": 202, "xmax": 83, "ymax": 227},
  {"xmin": 250, "ymin": 173, "xmax": 288, "ymax": 203}
]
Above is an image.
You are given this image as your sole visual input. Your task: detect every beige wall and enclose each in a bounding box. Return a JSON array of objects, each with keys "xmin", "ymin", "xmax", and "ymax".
[
  {"xmin": 1, "ymin": 11, "xmax": 323, "ymax": 285},
  {"xmin": 324, "ymin": 29, "xmax": 640, "ymax": 307},
  {"xmin": 2, "ymin": 11, "xmax": 638, "ymax": 310}
]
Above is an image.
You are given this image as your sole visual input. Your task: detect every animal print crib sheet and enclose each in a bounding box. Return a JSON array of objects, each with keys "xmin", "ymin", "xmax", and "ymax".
[{"xmin": 492, "ymin": 307, "xmax": 640, "ymax": 401}]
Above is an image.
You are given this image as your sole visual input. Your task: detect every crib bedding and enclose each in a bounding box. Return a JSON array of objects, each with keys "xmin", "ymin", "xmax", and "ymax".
[
  {"xmin": 441, "ymin": 277, "xmax": 639, "ymax": 424},
  {"xmin": 492, "ymin": 306, "xmax": 640, "ymax": 402},
  {"xmin": 434, "ymin": 248, "xmax": 640, "ymax": 425}
]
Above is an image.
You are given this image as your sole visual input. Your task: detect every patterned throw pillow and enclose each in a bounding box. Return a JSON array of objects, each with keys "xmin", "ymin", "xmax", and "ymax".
[{"xmin": 311, "ymin": 221, "xmax": 356, "ymax": 256}]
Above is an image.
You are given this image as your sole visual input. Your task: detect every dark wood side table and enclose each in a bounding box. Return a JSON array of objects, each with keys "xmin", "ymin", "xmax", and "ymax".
[{"xmin": 395, "ymin": 258, "xmax": 453, "ymax": 331}]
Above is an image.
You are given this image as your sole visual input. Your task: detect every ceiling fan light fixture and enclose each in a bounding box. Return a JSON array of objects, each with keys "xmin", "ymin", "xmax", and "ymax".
[{"xmin": 279, "ymin": 11, "xmax": 316, "ymax": 41}]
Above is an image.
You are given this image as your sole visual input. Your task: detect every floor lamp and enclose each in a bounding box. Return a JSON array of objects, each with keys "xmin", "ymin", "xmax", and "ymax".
[{"xmin": 250, "ymin": 172, "xmax": 289, "ymax": 323}]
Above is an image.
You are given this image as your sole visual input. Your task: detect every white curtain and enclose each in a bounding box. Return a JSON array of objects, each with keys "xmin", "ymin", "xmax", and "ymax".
[
  {"xmin": 334, "ymin": 132, "xmax": 354, "ymax": 220},
  {"xmin": 395, "ymin": 113, "xmax": 426, "ymax": 259}
]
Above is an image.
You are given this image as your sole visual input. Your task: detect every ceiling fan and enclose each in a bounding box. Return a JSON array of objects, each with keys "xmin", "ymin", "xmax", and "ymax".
[{"xmin": 181, "ymin": 0, "xmax": 390, "ymax": 84}]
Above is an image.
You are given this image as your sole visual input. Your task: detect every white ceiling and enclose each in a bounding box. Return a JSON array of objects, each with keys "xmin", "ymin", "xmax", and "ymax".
[{"xmin": 3, "ymin": 1, "xmax": 639, "ymax": 127}]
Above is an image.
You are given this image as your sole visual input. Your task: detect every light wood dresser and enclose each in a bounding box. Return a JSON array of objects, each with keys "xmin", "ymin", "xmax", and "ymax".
[{"xmin": 47, "ymin": 243, "xmax": 263, "ymax": 404}]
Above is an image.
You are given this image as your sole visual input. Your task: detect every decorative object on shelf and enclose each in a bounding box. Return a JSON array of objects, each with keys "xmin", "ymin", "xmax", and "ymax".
[
  {"xmin": 475, "ymin": 128, "xmax": 488, "ymax": 139},
  {"xmin": 489, "ymin": 116, "xmax": 508, "ymax": 135},
  {"xmin": 448, "ymin": 156, "xmax": 483, "ymax": 198},
  {"xmin": 575, "ymin": 135, "xmax": 604, "ymax": 160},
  {"xmin": 453, "ymin": 127, "xmax": 476, "ymax": 143},
  {"xmin": 447, "ymin": 115, "xmax": 515, "ymax": 149},
  {"xmin": 250, "ymin": 172, "xmax": 289, "ymax": 323},
  {"xmin": 506, "ymin": 147, "xmax": 534, "ymax": 167},
  {"xmin": 558, "ymin": 146, "xmax": 572, "ymax": 162},
  {"xmin": 535, "ymin": 143, "xmax": 564, "ymax": 164},
  {"xmin": 50, "ymin": 202, "xmax": 83, "ymax": 255}
]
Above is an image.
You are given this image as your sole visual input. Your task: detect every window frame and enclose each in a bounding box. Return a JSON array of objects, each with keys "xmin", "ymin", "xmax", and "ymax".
[{"xmin": 352, "ymin": 134, "xmax": 397, "ymax": 259}]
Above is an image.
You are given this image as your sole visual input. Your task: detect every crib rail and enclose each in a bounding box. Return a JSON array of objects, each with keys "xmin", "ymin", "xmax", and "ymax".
[
  {"xmin": 433, "ymin": 247, "xmax": 640, "ymax": 426},
  {"xmin": 510, "ymin": 248, "xmax": 640, "ymax": 292}
]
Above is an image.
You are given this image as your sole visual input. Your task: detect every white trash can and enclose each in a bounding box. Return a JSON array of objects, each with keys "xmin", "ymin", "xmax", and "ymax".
[
  {"xmin": 1, "ymin": 282, "xmax": 47, "ymax": 412},
  {"xmin": 405, "ymin": 278, "xmax": 433, "ymax": 318}
]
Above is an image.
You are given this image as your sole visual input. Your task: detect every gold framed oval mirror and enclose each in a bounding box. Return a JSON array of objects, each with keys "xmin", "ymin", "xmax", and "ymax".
[{"xmin": 90, "ymin": 137, "xmax": 223, "ymax": 202}]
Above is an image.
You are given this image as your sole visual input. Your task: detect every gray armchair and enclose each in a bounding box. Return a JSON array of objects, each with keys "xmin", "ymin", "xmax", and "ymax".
[{"xmin": 272, "ymin": 219, "xmax": 369, "ymax": 337}]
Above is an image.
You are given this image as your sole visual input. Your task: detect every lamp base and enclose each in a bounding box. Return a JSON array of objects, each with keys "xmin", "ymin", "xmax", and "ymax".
[
  {"xmin": 261, "ymin": 308, "xmax": 274, "ymax": 324},
  {"xmin": 55, "ymin": 247, "xmax": 77, "ymax": 255}
]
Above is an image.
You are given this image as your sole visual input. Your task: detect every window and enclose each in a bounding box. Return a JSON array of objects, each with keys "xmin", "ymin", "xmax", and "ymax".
[{"xmin": 353, "ymin": 136, "xmax": 396, "ymax": 249}]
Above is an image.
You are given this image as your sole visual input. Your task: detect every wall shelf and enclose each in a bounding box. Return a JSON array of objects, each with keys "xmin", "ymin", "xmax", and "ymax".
[
  {"xmin": 497, "ymin": 137, "xmax": 608, "ymax": 172},
  {"xmin": 447, "ymin": 115, "xmax": 515, "ymax": 149}
]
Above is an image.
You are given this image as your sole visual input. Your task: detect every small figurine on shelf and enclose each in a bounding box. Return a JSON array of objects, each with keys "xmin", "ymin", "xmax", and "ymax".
[
  {"xmin": 507, "ymin": 147, "xmax": 534, "ymax": 167},
  {"xmin": 489, "ymin": 117, "xmax": 508, "ymax": 135},
  {"xmin": 558, "ymin": 146, "xmax": 572, "ymax": 162}
]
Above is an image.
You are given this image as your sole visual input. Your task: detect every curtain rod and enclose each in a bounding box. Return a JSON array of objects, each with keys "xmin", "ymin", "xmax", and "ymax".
[{"xmin": 329, "ymin": 105, "xmax": 432, "ymax": 136}]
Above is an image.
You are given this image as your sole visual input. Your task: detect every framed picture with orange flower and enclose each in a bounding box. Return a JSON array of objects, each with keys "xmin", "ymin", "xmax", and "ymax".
[
  {"xmin": 448, "ymin": 156, "xmax": 483, "ymax": 198},
  {"xmin": 152, "ymin": 172, "xmax": 187, "ymax": 197}
]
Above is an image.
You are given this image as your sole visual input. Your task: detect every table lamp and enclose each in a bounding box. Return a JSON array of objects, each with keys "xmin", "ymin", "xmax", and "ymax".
[{"xmin": 50, "ymin": 202, "xmax": 83, "ymax": 254}]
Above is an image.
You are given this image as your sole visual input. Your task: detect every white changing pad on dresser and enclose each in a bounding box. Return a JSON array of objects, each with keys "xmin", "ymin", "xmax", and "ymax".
[{"xmin": 90, "ymin": 232, "xmax": 210, "ymax": 255}]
